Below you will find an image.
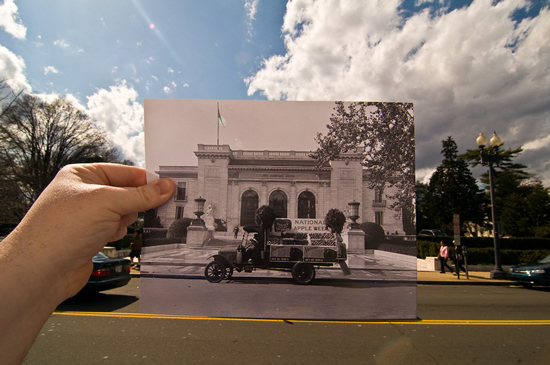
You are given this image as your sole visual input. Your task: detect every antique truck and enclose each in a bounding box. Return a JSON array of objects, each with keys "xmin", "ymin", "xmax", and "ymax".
[{"xmin": 204, "ymin": 219, "xmax": 349, "ymax": 285}]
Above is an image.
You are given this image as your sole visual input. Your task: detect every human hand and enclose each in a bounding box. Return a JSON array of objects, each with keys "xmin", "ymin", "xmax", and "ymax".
[
  {"xmin": 0, "ymin": 163, "xmax": 174, "ymax": 364},
  {"xmin": 11, "ymin": 163, "xmax": 175, "ymax": 299}
]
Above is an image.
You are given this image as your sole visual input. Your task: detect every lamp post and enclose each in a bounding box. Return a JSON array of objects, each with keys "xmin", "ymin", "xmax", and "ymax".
[
  {"xmin": 476, "ymin": 132, "xmax": 507, "ymax": 279},
  {"xmin": 347, "ymin": 200, "xmax": 361, "ymax": 229},
  {"xmin": 191, "ymin": 196, "xmax": 206, "ymax": 226}
]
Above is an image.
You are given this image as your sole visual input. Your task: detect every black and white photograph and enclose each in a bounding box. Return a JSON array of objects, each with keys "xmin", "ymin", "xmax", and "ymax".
[{"xmin": 142, "ymin": 99, "xmax": 416, "ymax": 320}]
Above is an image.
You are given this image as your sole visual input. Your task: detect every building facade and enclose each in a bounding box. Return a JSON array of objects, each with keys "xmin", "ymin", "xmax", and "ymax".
[{"xmin": 154, "ymin": 144, "xmax": 404, "ymax": 235}]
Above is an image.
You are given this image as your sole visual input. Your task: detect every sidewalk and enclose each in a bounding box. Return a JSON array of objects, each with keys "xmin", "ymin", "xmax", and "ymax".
[{"xmin": 416, "ymin": 270, "xmax": 515, "ymax": 285}]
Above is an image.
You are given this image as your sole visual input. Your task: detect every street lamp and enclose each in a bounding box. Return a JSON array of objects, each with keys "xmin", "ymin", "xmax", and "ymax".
[{"xmin": 476, "ymin": 132, "xmax": 507, "ymax": 279}]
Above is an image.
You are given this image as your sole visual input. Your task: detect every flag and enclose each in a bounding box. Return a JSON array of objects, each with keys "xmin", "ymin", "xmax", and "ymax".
[{"xmin": 218, "ymin": 105, "xmax": 226, "ymax": 127}]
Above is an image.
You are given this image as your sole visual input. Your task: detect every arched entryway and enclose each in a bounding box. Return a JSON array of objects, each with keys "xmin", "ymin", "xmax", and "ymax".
[
  {"xmin": 240, "ymin": 189, "xmax": 259, "ymax": 226},
  {"xmin": 298, "ymin": 191, "xmax": 316, "ymax": 218},
  {"xmin": 269, "ymin": 189, "xmax": 287, "ymax": 218}
]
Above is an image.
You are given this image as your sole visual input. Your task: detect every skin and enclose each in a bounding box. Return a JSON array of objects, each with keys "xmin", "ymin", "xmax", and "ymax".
[{"xmin": 0, "ymin": 163, "xmax": 175, "ymax": 365}]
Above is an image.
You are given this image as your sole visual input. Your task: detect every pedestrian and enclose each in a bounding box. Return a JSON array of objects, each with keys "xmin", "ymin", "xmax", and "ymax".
[
  {"xmin": 233, "ymin": 225, "xmax": 239, "ymax": 239},
  {"xmin": 438, "ymin": 241, "xmax": 454, "ymax": 273},
  {"xmin": 0, "ymin": 163, "xmax": 175, "ymax": 364},
  {"xmin": 453, "ymin": 243, "xmax": 466, "ymax": 274},
  {"xmin": 129, "ymin": 228, "xmax": 143, "ymax": 268}
]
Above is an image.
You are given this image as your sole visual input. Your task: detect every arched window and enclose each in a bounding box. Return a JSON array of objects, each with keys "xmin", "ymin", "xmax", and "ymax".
[
  {"xmin": 269, "ymin": 190, "xmax": 287, "ymax": 218},
  {"xmin": 240, "ymin": 190, "xmax": 258, "ymax": 226},
  {"xmin": 298, "ymin": 191, "xmax": 316, "ymax": 218}
]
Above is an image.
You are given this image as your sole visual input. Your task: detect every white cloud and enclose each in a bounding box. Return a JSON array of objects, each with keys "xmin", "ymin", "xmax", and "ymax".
[
  {"xmin": 167, "ymin": 67, "xmax": 174, "ymax": 74},
  {"xmin": 0, "ymin": 0, "xmax": 26, "ymax": 39},
  {"xmin": 44, "ymin": 66, "xmax": 59, "ymax": 75},
  {"xmin": 86, "ymin": 81, "xmax": 145, "ymax": 166},
  {"xmin": 183, "ymin": 82, "xmax": 189, "ymax": 88},
  {"xmin": 0, "ymin": 44, "xmax": 31, "ymax": 93},
  {"xmin": 416, "ymin": 167, "xmax": 437, "ymax": 184},
  {"xmin": 244, "ymin": 0, "xmax": 259, "ymax": 38},
  {"xmin": 246, "ymin": 0, "xmax": 550, "ymax": 185},
  {"xmin": 245, "ymin": 0, "xmax": 259, "ymax": 20},
  {"xmin": 163, "ymin": 86, "xmax": 172, "ymax": 94},
  {"xmin": 54, "ymin": 39, "xmax": 70, "ymax": 48}
]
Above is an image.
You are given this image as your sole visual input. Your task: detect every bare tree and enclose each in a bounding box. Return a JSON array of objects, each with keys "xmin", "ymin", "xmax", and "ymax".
[
  {"xmin": 0, "ymin": 79, "xmax": 25, "ymax": 120},
  {"xmin": 0, "ymin": 94, "xmax": 124, "ymax": 219}
]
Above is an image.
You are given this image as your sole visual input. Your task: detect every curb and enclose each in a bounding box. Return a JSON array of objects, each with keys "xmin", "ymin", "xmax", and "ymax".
[{"xmin": 417, "ymin": 280, "xmax": 515, "ymax": 286}]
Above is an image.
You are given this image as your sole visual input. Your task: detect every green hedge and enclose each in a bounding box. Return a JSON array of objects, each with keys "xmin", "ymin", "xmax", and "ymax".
[
  {"xmin": 417, "ymin": 240, "xmax": 550, "ymax": 265},
  {"xmin": 417, "ymin": 236, "xmax": 550, "ymax": 250}
]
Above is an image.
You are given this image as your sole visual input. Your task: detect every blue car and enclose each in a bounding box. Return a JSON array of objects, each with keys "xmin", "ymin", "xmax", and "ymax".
[
  {"xmin": 508, "ymin": 255, "xmax": 550, "ymax": 288},
  {"xmin": 81, "ymin": 252, "xmax": 132, "ymax": 293}
]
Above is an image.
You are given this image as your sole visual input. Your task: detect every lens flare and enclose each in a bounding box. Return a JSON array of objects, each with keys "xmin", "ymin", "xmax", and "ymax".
[{"xmin": 149, "ymin": 24, "xmax": 155, "ymax": 29}]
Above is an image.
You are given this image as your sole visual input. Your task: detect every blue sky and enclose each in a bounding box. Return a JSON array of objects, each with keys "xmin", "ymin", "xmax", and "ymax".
[{"xmin": 1, "ymin": 0, "xmax": 549, "ymax": 185}]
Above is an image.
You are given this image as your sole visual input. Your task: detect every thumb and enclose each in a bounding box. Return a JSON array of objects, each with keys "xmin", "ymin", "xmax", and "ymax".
[{"xmin": 115, "ymin": 178, "xmax": 175, "ymax": 215}]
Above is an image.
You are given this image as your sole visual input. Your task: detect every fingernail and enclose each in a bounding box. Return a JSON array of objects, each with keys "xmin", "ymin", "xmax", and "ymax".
[{"xmin": 154, "ymin": 179, "xmax": 172, "ymax": 195}]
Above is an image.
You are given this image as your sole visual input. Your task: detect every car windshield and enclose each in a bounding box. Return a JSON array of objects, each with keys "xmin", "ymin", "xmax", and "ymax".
[
  {"xmin": 433, "ymin": 231, "xmax": 446, "ymax": 236},
  {"xmin": 93, "ymin": 252, "xmax": 108, "ymax": 260},
  {"xmin": 538, "ymin": 255, "xmax": 550, "ymax": 264}
]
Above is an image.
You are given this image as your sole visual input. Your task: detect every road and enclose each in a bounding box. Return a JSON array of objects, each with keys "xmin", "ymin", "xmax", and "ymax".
[
  {"xmin": 23, "ymin": 278, "xmax": 550, "ymax": 365},
  {"xmin": 141, "ymin": 277, "xmax": 417, "ymax": 320}
]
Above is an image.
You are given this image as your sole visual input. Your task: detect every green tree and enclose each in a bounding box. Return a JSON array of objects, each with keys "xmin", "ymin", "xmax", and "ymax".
[
  {"xmin": 459, "ymin": 144, "xmax": 540, "ymax": 237},
  {"xmin": 415, "ymin": 181, "xmax": 431, "ymax": 232},
  {"xmin": 426, "ymin": 137, "xmax": 485, "ymax": 235},
  {"xmin": 0, "ymin": 94, "xmax": 124, "ymax": 220},
  {"xmin": 311, "ymin": 101, "xmax": 415, "ymax": 225},
  {"xmin": 499, "ymin": 180, "xmax": 550, "ymax": 237}
]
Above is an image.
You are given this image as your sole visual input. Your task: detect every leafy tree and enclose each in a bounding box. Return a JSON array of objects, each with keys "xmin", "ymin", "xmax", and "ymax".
[
  {"xmin": 311, "ymin": 101, "xmax": 415, "ymax": 224},
  {"xmin": 254, "ymin": 205, "xmax": 276, "ymax": 230},
  {"xmin": 324, "ymin": 208, "xmax": 346, "ymax": 234},
  {"xmin": 0, "ymin": 94, "xmax": 124, "ymax": 220},
  {"xmin": 425, "ymin": 137, "xmax": 485, "ymax": 235},
  {"xmin": 415, "ymin": 181, "xmax": 432, "ymax": 232},
  {"xmin": 459, "ymin": 144, "xmax": 543, "ymax": 237},
  {"xmin": 500, "ymin": 180, "xmax": 550, "ymax": 237}
]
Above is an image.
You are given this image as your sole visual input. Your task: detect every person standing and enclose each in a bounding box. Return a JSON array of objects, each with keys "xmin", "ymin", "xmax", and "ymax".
[
  {"xmin": 454, "ymin": 243, "xmax": 466, "ymax": 274},
  {"xmin": 129, "ymin": 228, "xmax": 143, "ymax": 268},
  {"xmin": 438, "ymin": 241, "xmax": 454, "ymax": 273}
]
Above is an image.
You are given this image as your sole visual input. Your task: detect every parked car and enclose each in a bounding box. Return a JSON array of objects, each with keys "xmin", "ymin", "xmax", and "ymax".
[
  {"xmin": 508, "ymin": 255, "xmax": 550, "ymax": 288},
  {"xmin": 80, "ymin": 252, "xmax": 132, "ymax": 293},
  {"xmin": 418, "ymin": 229, "xmax": 447, "ymax": 237}
]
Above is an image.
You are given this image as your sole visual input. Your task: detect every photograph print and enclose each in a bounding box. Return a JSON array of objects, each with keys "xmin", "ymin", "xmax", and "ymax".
[{"xmin": 142, "ymin": 99, "xmax": 416, "ymax": 320}]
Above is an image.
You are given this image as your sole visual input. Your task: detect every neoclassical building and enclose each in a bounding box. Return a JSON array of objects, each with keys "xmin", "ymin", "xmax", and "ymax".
[{"xmin": 154, "ymin": 144, "xmax": 404, "ymax": 235}]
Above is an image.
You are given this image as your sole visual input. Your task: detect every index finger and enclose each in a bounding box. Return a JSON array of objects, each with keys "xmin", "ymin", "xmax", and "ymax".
[{"xmin": 71, "ymin": 163, "xmax": 148, "ymax": 188}]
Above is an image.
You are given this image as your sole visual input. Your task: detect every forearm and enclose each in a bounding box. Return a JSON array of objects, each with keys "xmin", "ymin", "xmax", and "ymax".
[{"xmin": 0, "ymin": 229, "xmax": 71, "ymax": 365}]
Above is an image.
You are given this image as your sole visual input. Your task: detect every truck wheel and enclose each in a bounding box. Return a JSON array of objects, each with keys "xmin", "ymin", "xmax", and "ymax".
[
  {"xmin": 225, "ymin": 266, "xmax": 234, "ymax": 279},
  {"xmin": 292, "ymin": 263, "xmax": 315, "ymax": 285},
  {"xmin": 205, "ymin": 261, "xmax": 226, "ymax": 283}
]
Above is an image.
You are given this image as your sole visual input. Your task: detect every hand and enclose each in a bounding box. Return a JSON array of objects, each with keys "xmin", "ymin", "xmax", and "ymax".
[
  {"xmin": 14, "ymin": 163, "xmax": 175, "ymax": 298},
  {"xmin": 0, "ymin": 163, "xmax": 174, "ymax": 365}
]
